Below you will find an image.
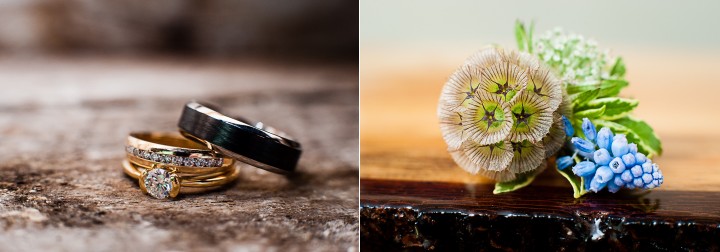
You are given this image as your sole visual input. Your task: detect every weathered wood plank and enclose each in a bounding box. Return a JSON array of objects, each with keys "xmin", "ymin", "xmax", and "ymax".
[{"xmin": 0, "ymin": 57, "xmax": 358, "ymax": 251}]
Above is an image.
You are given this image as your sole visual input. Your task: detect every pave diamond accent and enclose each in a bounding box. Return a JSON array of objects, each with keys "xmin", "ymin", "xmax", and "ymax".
[
  {"xmin": 172, "ymin": 156, "xmax": 183, "ymax": 166},
  {"xmin": 143, "ymin": 168, "xmax": 175, "ymax": 199},
  {"xmin": 126, "ymin": 146, "xmax": 223, "ymax": 167},
  {"xmin": 183, "ymin": 158, "xmax": 194, "ymax": 167}
]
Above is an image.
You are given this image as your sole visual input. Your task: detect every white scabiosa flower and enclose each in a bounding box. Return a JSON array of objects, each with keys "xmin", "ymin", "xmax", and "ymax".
[{"xmin": 438, "ymin": 47, "xmax": 566, "ymax": 182}]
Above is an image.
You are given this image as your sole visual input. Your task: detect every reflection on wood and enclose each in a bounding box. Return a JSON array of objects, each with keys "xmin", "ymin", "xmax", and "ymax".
[{"xmin": 361, "ymin": 179, "xmax": 720, "ymax": 250}]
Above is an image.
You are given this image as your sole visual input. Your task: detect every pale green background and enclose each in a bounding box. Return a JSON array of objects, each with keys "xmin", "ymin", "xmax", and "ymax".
[{"xmin": 361, "ymin": 0, "xmax": 720, "ymax": 51}]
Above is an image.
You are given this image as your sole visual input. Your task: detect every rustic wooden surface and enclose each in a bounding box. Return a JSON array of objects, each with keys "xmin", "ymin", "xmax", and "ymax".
[
  {"xmin": 0, "ymin": 57, "xmax": 358, "ymax": 251},
  {"xmin": 359, "ymin": 46, "xmax": 720, "ymax": 250}
]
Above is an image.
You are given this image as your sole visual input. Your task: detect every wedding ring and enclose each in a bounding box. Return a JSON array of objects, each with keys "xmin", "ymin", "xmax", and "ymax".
[
  {"xmin": 126, "ymin": 132, "xmax": 234, "ymax": 169},
  {"xmin": 123, "ymin": 132, "xmax": 240, "ymax": 199},
  {"xmin": 122, "ymin": 160, "xmax": 240, "ymax": 199},
  {"xmin": 177, "ymin": 101, "xmax": 302, "ymax": 174}
]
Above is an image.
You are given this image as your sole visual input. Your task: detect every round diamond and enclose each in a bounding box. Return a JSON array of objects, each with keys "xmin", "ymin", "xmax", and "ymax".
[
  {"xmin": 133, "ymin": 148, "xmax": 141, "ymax": 156},
  {"xmin": 172, "ymin": 156, "xmax": 182, "ymax": 165},
  {"xmin": 142, "ymin": 151, "xmax": 151, "ymax": 160},
  {"xmin": 126, "ymin": 146, "xmax": 134, "ymax": 154},
  {"xmin": 183, "ymin": 158, "xmax": 194, "ymax": 167},
  {"xmin": 143, "ymin": 168, "xmax": 175, "ymax": 199},
  {"xmin": 151, "ymin": 153, "xmax": 159, "ymax": 162},
  {"xmin": 198, "ymin": 159, "xmax": 208, "ymax": 167},
  {"xmin": 213, "ymin": 158, "xmax": 222, "ymax": 167},
  {"xmin": 162, "ymin": 155, "xmax": 172, "ymax": 163}
]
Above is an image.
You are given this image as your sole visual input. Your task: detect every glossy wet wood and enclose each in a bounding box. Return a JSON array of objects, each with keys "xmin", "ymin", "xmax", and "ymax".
[{"xmin": 361, "ymin": 179, "xmax": 720, "ymax": 250}]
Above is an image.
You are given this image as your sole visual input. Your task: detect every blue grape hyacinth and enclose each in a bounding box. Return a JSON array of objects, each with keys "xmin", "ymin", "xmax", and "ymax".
[{"xmin": 557, "ymin": 118, "xmax": 663, "ymax": 193}]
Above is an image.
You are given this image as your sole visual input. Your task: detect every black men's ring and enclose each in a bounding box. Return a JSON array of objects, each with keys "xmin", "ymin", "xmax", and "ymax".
[{"xmin": 177, "ymin": 101, "xmax": 302, "ymax": 174}]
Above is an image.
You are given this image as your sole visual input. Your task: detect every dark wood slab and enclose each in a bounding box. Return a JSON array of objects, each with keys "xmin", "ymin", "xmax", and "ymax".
[{"xmin": 361, "ymin": 179, "xmax": 720, "ymax": 251}]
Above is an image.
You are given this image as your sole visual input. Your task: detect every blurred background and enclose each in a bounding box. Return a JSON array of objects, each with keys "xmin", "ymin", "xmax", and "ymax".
[
  {"xmin": 0, "ymin": 0, "xmax": 357, "ymax": 60},
  {"xmin": 360, "ymin": 0, "xmax": 720, "ymax": 191},
  {"xmin": 0, "ymin": 1, "xmax": 359, "ymax": 251}
]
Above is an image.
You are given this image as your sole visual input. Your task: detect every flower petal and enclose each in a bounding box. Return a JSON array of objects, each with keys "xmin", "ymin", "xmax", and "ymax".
[
  {"xmin": 581, "ymin": 118, "xmax": 597, "ymax": 142},
  {"xmin": 572, "ymin": 161, "xmax": 597, "ymax": 177},
  {"xmin": 596, "ymin": 127, "xmax": 613, "ymax": 151},
  {"xmin": 461, "ymin": 92, "xmax": 513, "ymax": 145},
  {"xmin": 461, "ymin": 140, "xmax": 514, "ymax": 172},
  {"xmin": 507, "ymin": 92, "xmax": 554, "ymax": 142},
  {"xmin": 571, "ymin": 137, "xmax": 595, "ymax": 153},
  {"xmin": 508, "ymin": 140, "xmax": 545, "ymax": 174},
  {"xmin": 561, "ymin": 115, "xmax": 574, "ymax": 137},
  {"xmin": 556, "ymin": 156, "xmax": 574, "ymax": 170}
]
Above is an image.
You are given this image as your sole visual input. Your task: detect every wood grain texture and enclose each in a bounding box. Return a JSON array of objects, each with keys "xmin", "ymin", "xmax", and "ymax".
[
  {"xmin": 0, "ymin": 57, "xmax": 358, "ymax": 251},
  {"xmin": 361, "ymin": 179, "xmax": 720, "ymax": 251},
  {"xmin": 360, "ymin": 46, "xmax": 720, "ymax": 249}
]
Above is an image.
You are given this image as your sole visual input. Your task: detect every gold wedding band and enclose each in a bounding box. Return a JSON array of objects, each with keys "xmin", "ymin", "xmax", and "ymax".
[{"xmin": 123, "ymin": 132, "xmax": 240, "ymax": 199}]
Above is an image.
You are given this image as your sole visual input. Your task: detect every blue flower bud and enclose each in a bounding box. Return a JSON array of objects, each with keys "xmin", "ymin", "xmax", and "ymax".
[
  {"xmin": 583, "ymin": 175, "xmax": 593, "ymax": 191},
  {"xmin": 633, "ymin": 178, "xmax": 644, "ymax": 188},
  {"xmin": 652, "ymin": 171, "xmax": 661, "ymax": 179},
  {"xmin": 611, "ymin": 134, "xmax": 629, "ymax": 157},
  {"xmin": 631, "ymin": 165, "xmax": 643, "ymax": 178},
  {"xmin": 635, "ymin": 153, "xmax": 647, "ymax": 164},
  {"xmin": 626, "ymin": 182, "xmax": 636, "ymax": 189},
  {"xmin": 613, "ymin": 176, "xmax": 624, "ymax": 187},
  {"xmin": 572, "ymin": 161, "xmax": 597, "ymax": 177},
  {"xmin": 590, "ymin": 176, "xmax": 608, "ymax": 192},
  {"xmin": 642, "ymin": 162, "xmax": 652, "ymax": 173},
  {"xmin": 582, "ymin": 118, "xmax": 597, "ymax": 141},
  {"xmin": 594, "ymin": 166, "xmax": 613, "ymax": 183},
  {"xmin": 608, "ymin": 179, "xmax": 621, "ymax": 193},
  {"xmin": 628, "ymin": 143, "xmax": 638, "ymax": 154},
  {"xmin": 642, "ymin": 174, "xmax": 653, "ymax": 184},
  {"xmin": 593, "ymin": 149, "xmax": 612, "ymax": 166},
  {"xmin": 572, "ymin": 137, "xmax": 595, "ymax": 153},
  {"xmin": 620, "ymin": 170, "xmax": 633, "ymax": 183},
  {"xmin": 562, "ymin": 115, "xmax": 574, "ymax": 137},
  {"xmin": 556, "ymin": 156, "xmax": 574, "ymax": 170},
  {"xmin": 609, "ymin": 157, "xmax": 626, "ymax": 173},
  {"xmin": 621, "ymin": 153, "xmax": 636, "ymax": 167},
  {"xmin": 596, "ymin": 127, "xmax": 613, "ymax": 150},
  {"xmin": 578, "ymin": 150, "xmax": 594, "ymax": 160}
]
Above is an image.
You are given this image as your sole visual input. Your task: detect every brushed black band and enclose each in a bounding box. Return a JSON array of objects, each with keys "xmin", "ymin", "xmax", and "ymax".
[{"xmin": 178, "ymin": 101, "xmax": 302, "ymax": 174}]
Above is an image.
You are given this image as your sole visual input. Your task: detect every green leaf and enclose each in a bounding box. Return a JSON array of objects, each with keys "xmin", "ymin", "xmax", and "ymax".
[
  {"xmin": 493, "ymin": 172, "xmax": 537, "ymax": 194},
  {"xmin": 570, "ymin": 88, "xmax": 600, "ymax": 107},
  {"xmin": 614, "ymin": 116, "xmax": 663, "ymax": 157},
  {"xmin": 515, "ymin": 20, "xmax": 527, "ymax": 52},
  {"xmin": 527, "ymin": 21, "xmax": 535, "ymax": 54},
  {"xmin": 593, "ymin": 119, "xmax": 630, "ymax": 134},
  {"xmin": 556, "ymin": 164, "xmax": 588, "ymax": 198},
  {"xmin": 566, "ymin": 79, "xmax": 628, "ymax": 97},
  {"xmin": 594, "ymin": 118, "xmax": 662, "ymax": 158},
  {"xmin": 598, "ymin": 79, "xmax": 629, "ymax": 97},
  {"xmin": 580, "ymin": 97, "xmax": 638, "ymax": 120},
  {"xmin": 574, "ymin": 105, "xmax": 606, "ymax": 119},
  {"xmin": 610, "ymin": 57, "xmax": 626, "ymax": 78}
]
